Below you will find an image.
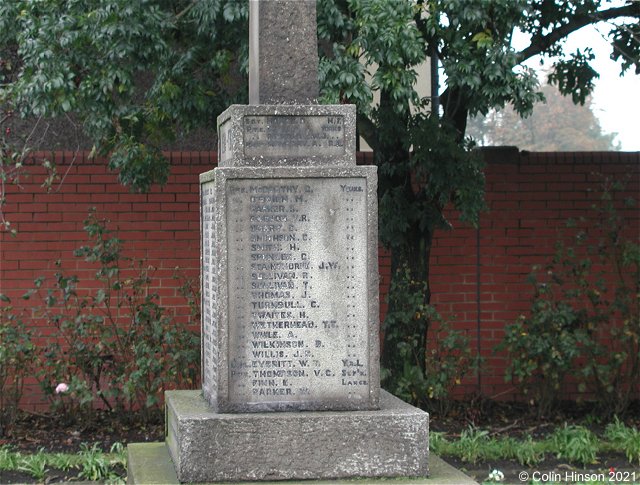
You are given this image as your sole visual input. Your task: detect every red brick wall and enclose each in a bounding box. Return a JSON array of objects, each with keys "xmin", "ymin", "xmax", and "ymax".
[
  {"xmin": 429, "ymin": 149, "xmax": 640, "ymax": 399},
  {"xmin": 1, "ymin": 149, "xmax": 638, "ymax": 408},
  {"xmin": 0, "ymin": 151, "xmax": 213, "ymax": 408}
]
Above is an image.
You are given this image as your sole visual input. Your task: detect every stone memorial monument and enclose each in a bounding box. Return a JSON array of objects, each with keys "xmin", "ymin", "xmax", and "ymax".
[{"xmin": 129, "ymin": 1, "xmax": 432, "ymax": 483}]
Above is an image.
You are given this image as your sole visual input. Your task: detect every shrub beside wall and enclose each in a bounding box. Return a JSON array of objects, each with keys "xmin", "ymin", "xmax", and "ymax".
[
  {"xmin": 1, "ymin": 149, "xmax": 638, "ymax": 409},
  {"xmin": 1, "ymin": 151, "xmax": 210, "ymax": 410},
  {"xmin": 429, "ymin": 149, "xmax": 639, "ymax": 401}
]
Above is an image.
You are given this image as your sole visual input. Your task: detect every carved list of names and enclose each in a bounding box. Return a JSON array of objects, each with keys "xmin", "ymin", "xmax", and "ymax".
[
  {"xmin": 225, "ymin": 177, "xmax": 370, "ymax": 409},
  {"xmin": 201, "ymin": 184, "xmax": 218, "ymax": 404}
]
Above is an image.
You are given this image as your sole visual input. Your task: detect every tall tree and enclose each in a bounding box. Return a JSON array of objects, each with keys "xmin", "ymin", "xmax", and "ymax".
[
  {"xmin": 0, "ymin": 1, "xmax": 250, "ymax": 190},
  {"xmin": 1, "ymin": 0, "xmax": 639, "ymax": 403},
  {"xmin": 467, "ymin": 83, "xmax": 621, "ymax": 151},
  {"xmin": 317, "ymin": 0, "xmax": 638, "ymax": 399}
]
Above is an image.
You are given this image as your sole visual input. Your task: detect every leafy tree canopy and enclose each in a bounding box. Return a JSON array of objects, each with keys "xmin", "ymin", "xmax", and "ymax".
[
  {"xmin": 0, "ymin": 0, "xmax": 250, "ymax": 190},
  {"xmin": 1, "ymin": 1, "xmax": 637, "ymax": 187}
]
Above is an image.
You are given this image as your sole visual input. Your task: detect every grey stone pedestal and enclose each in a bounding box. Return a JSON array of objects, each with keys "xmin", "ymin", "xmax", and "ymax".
[
  {"xmin": 162, "ymin": 390, "xmax": 428, "ymax": 483},
  {"xmin": 127, "ymin": 445, "xmax": 478, "ymax": 485}
]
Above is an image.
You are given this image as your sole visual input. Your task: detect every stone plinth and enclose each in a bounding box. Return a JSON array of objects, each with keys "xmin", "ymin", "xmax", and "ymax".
[
  {"xmin": 200, "ymin": 165, "xmax": 379, "ymax": 413},
  {"xmin": 128, "ymin": 446, "xmax": 479, "ymax": 485},
  {"xmin": 129, "ymin": 0, "xmax": 432, "ymax": 481},
  {"xmin": 217, "ymin": 105, "xmax": 356, "ymax": 167},
  {"xmin": 165, "ymin": 390, "xmax": 429, "ymax": 483}
]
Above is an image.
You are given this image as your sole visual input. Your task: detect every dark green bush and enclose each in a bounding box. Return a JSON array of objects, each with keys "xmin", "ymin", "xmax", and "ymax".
[
  {"xmin": 382, "ymin": 264, "xmax": 473, "ymax": 410},
  {"xmin": 36, "ymin": 210, "xmax": 199, "ymax": 421},
  {"xmin": 499, "ymin": 294, "xmax": 587, "ymax": 416},
  {"xmin": 0, "ymin": 296, "xmax": 36, "ymax": 436},
  {"xmin": 499, "ymin": 178, "xmax": 639, "ymax": 415}
]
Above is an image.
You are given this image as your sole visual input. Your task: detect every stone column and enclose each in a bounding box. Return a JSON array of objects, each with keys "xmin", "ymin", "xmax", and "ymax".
[{"xmin": 164, "ymin": 0, "xmax": 430, "ymax": 481}]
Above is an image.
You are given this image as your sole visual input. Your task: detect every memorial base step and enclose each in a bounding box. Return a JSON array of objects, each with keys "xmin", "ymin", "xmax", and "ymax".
[
  {"xmin": 162, "ymin": 389, "xmax": 430, "ymax": 483},
  {"xmin": 127, "ymin": 443, "xmax": 479, "ymax": 484}
]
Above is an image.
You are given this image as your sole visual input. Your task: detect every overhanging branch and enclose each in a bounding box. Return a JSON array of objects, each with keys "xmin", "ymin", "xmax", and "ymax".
[{"xmin": 516, "ymin": 3, "xmax": 640, "ymax": 63}]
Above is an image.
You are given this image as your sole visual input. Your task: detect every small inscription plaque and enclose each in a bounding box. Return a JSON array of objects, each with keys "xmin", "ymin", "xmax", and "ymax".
[
  {"xmin": 243, "ymin": 115, "xmax": 345, "ymax": 158},
  {"xmin": 226, "ymin": 176, "xmax": 369, "ymax": 410}
]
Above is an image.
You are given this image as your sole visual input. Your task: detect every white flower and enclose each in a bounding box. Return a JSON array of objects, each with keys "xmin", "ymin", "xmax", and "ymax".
[
  {"xmin": 55, "ymin": 382, "xmax": 69, "ymax": 394},
  {"xmin": 488, "ymin": 469, "xmax": 504, "ymax": 482}
]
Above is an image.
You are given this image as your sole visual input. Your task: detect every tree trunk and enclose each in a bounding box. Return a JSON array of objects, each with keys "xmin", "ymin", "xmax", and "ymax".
[
  {"xmin": 375, "ymin": 89, "xmax": 435, "ymax": 391},
  {"xmin": 380, "ymin": 228, "xmax": 433, "ymax": 387},
  {"xmin": 440, "ymin": 86, "xmax": 470, "ymax": 141}
]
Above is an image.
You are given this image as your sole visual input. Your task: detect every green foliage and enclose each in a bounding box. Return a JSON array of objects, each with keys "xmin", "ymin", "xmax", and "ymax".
[
  {"xmin": 1, "ymin": 0, "xmax": 248, "ymax": 192},
  {"xmin": 423, "ymin": 319, "xmax": 474, "ymax": 411},
  {"xmin": 318, "ymin": 0, "xmax": 640, "ymax": 133},
  {"xmin": 0, "ymin": 445, "xmax": 18, "ymax": 470},
  {"xmin": 78, "ymin": 443, "xmax": 123, "ymax": 482},
  {"xmin": 575, "ymin": 181, "xmax": 640, "ymax": 414},
  {"xmin": 0, "ymin": 297, "xmax": 36, "ymax": 436},
  {"xmin": 434, "ymin": 419, "xmax": 640, "ymax": 468},
  {"xmin": 1, "ymin": 0, "xmax": 638, "ymax": 413},
  {"xmin": 456, "ymin": 427, "xmax": 491, "ymax": 464},
  {"xmin": 512, "ymin": 435, "xmax": 545, "ymax": 467},
  {"xmin": 443, "ymin": 428, "xmax": 547, "ymax": 465},
  {"xmin": 498, "ymin": 295, "xmax": 588, "ymax": 416},
  {"xmin": 550, "ymin": 424, "xmax": 599, "ymax": 466},
  {"xmin": 321, "ymin": 0, "xmax": 424, "ymax": 115},
  {"xmin": 0, "ymin": 129, "xmax": 58, "ymax": 235},
  {"xmin": 174, "ymin": 267, "xmax": 201, "ymax": 330},
  {"xmin": 428, "ymin": 431, "xmax": 449, "ymax": 455},
  {"xmin": 432, "ymin": 1, "xmax": 543, "ymax": 118},
  {"xmin": 4, "ymin": 0, "xmax": 631, "ymax": 197},
  {"xmin": 36, "ymin": 209, "xmax": 199, "ymax": 420},
  {"xmin": 375, "ymin": 112, "xmax": 483, "ymax": 400},
  {"xmin": 605, "ymin": 418, "xmax": 640, "ymax": 465},
  {"xmin": 378, "ymin": 116, "xmax": 485, "ymax": 253},
  {"xmin": 16, "ymin": 449, "xmax": 48, "ymax": 482},
  {"xmin": 0, "ymin": 443, "xmax": 126, "ymax": 483},
  {"xmin": 548, "ymin": 48, "xmax": 598, "ymax": 105},
  {"xmin": 611, "ymin": 21, "xmax": 640, "ymax": 75},
  {"xmin": 407, "ymin": 116, "xmax": 486, "ymax": 229},
  {"xmin": 382, "ymin": 265, "xmax": 430, "ymax": 402},
  {"xmin": 382, "ymin": 264, "xmax": 473, "ymax": 410},
  {"xmin": 107, "ymin": 135, "xmax": 168, "ymax": 192},
  {"xmin": 499, "ymin": 179, "xmax": 639, "ymax": 415}
]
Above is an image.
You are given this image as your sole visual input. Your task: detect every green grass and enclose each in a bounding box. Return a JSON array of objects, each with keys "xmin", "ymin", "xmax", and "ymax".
[
  {"xmin": 0, "ymin": 442, "xmax": 126, "ymax": 484},
  {"xmin": 605, "ymin": 417, "xmax": 640, "ymax": 465},
  {"xmin": 511, "ymin": 435, "xmax": 545, "ymax": 467},
  {"xmin": 431, "ymin": 426, "xmax": 549, "ymax": 467},
  {"xmin": 430, "ymin": 418, "xmax": 640, "ymax": 469},
  {"xmin": 549, "ymin": 424, "xmax": 599, "ymax": 466}
]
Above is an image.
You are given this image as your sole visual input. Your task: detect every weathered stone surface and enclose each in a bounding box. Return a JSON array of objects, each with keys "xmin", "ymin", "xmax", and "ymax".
[
  {"xmin": 200, "ymin": 177, "xmax": 219, "ymax": 408},
  {"xmin": 166, "ymin": 390, "xmax": 429, "ymax": 483},
  {"xmin": 218, "ymin": 104, "xmax": 356, "ymax": 167},
  {"xmin": 129, "ymin": 442, "xmax": 478, "ymax": 485},
  {"xmin": 249, "ymin": 0, "xmax": 319, "ymax": 105},
  {"xmin": 161, "ymin": 0, "xmax": 432, "ymax": 481},
  {"xmin": 200, "ymin": 165, "xmax": 379, "ymax": 413}
]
